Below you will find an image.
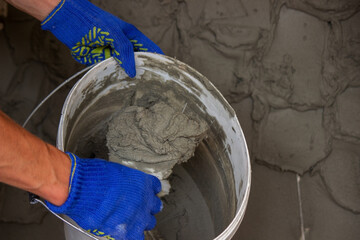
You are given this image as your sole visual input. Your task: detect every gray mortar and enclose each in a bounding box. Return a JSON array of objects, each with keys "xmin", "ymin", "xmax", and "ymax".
[{"xmin": 106, "ymin": 88, "xmax": 208, "ymax": 180}]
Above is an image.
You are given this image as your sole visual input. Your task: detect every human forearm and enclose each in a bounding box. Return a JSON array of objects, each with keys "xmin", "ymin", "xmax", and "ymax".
[
  {"xmin": 5, "ymin": 0, "xmax": 59, "ymax": 21},
  {"xmin": 0, "ymin": 110, "xmax": 70, "ymax": 206}
]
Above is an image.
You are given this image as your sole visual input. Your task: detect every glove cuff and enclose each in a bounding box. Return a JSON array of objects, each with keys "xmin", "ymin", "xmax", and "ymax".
[
  {"xmin": 41, "ymin": 0, "xmax": 66, "ymax": 27},
  {"xmin": 40, "ymin": 0, "xmax": 103, "ymax": 47},
  {"xmin": 45, "ymin": 153, "xmax": 108, "ymax": 216}
]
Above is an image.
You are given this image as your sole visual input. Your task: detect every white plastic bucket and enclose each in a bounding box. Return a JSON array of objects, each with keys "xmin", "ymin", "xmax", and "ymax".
[{"xmin": 56, "ymin": 53, "xmax": 251, "ymax": 240}]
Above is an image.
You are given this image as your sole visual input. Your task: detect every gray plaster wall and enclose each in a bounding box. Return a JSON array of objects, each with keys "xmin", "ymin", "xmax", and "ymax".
[{"xmin": 0, "ymin": 0, "xmax": 360, "ymax": 239}]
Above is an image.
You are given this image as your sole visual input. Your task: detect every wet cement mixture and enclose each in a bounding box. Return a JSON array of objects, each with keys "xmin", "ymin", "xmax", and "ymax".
[
  {"xmin": 1, "ymin": 0, "xmax": 360, "ymax": 239},
  {"xmin": 107, "ymin": 89, "xmax": 208, "ymax": 181}
]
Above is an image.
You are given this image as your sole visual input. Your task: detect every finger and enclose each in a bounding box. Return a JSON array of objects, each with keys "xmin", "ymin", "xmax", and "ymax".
[
  {"xmin": 127, "ymin": 226, "xmax": 145, "ymax": 240},
  {"xmin": 151, "ymin": 175, "xmax": 162, "ymax": 194},
  {"xmin": 150, "ymin": 196, "xmax": 163, "ymax": 215},
  {"xmin": 71, "ymin": 46, "xmax": 94, "ymax": 66},
  {"xmin": 111, "ymin": 36, "xmax": 136, "ymax": 78},
  {"xmin": 144, "ymin": 215, "xmax": 157, "ymax": 231}
]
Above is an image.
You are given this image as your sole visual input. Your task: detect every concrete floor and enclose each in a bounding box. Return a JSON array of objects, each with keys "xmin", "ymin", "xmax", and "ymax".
[{"xmin": 1, "ymin": 0, "xmax": 360, "ymax": 239}]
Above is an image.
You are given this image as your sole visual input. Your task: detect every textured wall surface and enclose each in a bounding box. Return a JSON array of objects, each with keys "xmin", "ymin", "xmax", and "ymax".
[
  {"xmin": 0, "ymin": 0, "xmax": 360, "ymax": 239},
  {"xmin": 0, "ymin": 0, "xmax": 7, "ymax": 30},
  {"xmin": 0, "ymin": 0, "xmax": 6, "ymax": 17}
]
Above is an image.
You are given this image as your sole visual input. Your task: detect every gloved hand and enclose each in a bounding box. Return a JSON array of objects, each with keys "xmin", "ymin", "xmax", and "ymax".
[
  {"xmin": 46, "ymin": 153, "xmax": 162, "ymax": 240},
  {"xmin": 41, "ymin": 0, "xmax": 163, "ymax": 77}
]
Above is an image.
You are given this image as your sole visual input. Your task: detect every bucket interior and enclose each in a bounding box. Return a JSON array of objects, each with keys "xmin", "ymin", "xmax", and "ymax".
[{"xmin": 58, "ymin": 54, "xmax": 250, "ymax": 240}]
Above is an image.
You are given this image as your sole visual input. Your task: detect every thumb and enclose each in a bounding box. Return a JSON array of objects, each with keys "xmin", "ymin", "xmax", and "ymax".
[{"xmin": 111, "ymin": 37, "xmax": 136, "ymax": 78}]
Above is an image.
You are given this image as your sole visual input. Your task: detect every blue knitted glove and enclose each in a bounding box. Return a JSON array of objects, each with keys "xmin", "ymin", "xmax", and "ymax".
[
  {"xmin": 41, "ymin": 0, "xmax": 163, "ymax": 77},
  {"xmin": 46, "ymin": 153, "xmax": 162, "ymax": 240}
]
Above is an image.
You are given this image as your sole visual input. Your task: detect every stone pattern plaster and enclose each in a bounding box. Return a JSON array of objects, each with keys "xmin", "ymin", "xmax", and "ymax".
[{"xmin": 0, "ymin": 0, "xmax": 360, "ymax": 239}]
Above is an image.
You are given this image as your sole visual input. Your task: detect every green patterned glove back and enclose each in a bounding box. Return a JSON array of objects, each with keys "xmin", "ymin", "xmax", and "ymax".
[{"xmin": 41, "ymin": 0, "xmax": 163, "ymax": 77}]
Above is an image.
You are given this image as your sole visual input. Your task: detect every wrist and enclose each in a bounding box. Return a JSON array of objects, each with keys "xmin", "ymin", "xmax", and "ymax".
[
  {"xmin": 37, "ymin": 147, "xmax": 71, "ymax": 206},
  {"xmin": 46, "ymin": 154, "xmax": 109, "ymax": 214},
  {"xmin": 0, "ymin": 111, "xmax": 71, "ymax": 206},
  {"xmin": 6, "ymin": 0, "xmax": 60, "ymax": 21}
]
